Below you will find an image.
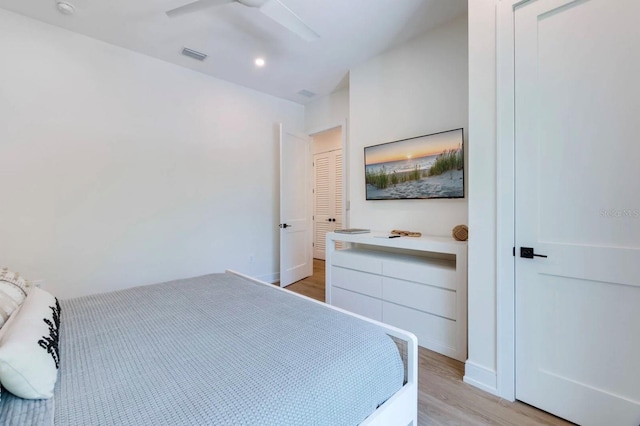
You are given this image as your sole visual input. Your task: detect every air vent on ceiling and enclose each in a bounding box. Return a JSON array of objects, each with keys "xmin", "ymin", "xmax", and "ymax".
[
  {"xmin": 297, "ymin": 89, "xmax": 316, "ymax": 98},
  {"xmin": 181, "ymin": 47, "xmax": 208, "ymax": 61}
]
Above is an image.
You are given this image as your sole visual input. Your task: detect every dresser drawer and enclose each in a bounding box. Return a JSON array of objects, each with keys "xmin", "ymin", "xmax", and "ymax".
[
  {"xmin": 326, "ymin": 234, "xmax": 467, "ymax": 362},
  {"xmin": 332, "ymin": 287, "xmax": 382, "ymax": 321},
  {"xmin": 383, "ymin": 257, "xmax": 457, "ymax": 290},
  {"xmin": 332, "ymin": 250, "xmax": 383, "ymax": 274},
  {"xmin": 383, "ymin": 302, "xmax": 457, "ymax": 358},
  {"xmin": 382, "ymin": 277, "xmax": 456, "ymax": 320},
  {"xmin": 332, "ymin": 266, "xmax": 382, "ymax": 298}
]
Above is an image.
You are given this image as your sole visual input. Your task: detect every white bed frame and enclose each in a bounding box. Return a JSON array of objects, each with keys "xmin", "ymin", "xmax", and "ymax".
[{"xmin": 227, "ymin": 270, "xmax": 418, "ymax": 426}]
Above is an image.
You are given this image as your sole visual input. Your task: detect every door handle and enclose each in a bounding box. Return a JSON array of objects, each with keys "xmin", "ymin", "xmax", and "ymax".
[
  {"xmin": 520, "ymin": 247, "xmax": 547, "ymax": 259},
  {"xmin": 279, "ymin": 223, "xmax": 291, "ymax": 229}
]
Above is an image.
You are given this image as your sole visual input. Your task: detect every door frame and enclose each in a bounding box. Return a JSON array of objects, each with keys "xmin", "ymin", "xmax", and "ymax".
[
  {"xmin": 308, "ymin": 118, "xmax": 349, "ymax": 231},
  {"xmin": 495, "ymin": 0, "xmax": 532, "ymax": 402}
]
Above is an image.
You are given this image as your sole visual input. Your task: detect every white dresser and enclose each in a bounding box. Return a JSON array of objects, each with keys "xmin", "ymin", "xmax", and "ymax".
[{"xmin": 326, "ymin": 232, "xmax": 467, "ymax": 362}]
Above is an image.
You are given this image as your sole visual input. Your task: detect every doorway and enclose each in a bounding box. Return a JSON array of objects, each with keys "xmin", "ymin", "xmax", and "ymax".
[{"xmin": 311, "ymin": 126, "xmax": 346, "ymax": 260}]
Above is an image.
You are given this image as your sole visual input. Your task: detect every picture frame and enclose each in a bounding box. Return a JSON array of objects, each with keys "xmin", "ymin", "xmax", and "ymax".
[{"xmin": 364, "ymin": 128, "xmax": 464, "ymax": 200}]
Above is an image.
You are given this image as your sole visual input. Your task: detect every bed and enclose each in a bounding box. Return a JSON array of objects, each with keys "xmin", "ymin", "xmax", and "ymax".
[{"xmin": 0, "ymin": 271, "xmax": 417, "ymax": 425}]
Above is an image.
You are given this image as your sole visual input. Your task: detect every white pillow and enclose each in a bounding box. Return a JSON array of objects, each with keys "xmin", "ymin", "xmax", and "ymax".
[
  {"xmin": 0, "ymin": 268, "xmax": 32, "ymax": 328},
  {"xmin": 0, "ymin": 287, "xmax": 60, "ymax": 399}
]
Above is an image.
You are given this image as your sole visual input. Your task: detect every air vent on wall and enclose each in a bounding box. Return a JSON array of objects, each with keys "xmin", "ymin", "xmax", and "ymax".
[
  {"xmin": 297, "ymin": 89, "xmax": 316, "ymax": 98},
  {"xmin": 181, "ymin": 47, "xmax": 208, "ymax": 61}
]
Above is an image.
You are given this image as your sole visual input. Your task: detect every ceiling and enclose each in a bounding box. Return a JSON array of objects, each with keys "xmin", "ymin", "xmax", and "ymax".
[{"xmin": 0, "ymin": 0, "xmax": 467, "ymax": 104}]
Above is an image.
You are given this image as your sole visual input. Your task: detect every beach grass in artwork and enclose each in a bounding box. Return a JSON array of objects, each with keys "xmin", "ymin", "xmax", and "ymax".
[
  {"xmin": 428, "ymin": 148, "xmax": 464, "ymax": 177},
  {"xmin": 365, "ymin": 128, "xmax": 464, "ymax": 199}
]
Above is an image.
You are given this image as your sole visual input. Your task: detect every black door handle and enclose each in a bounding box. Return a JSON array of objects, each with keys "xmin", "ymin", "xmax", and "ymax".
[
  {"xmin": 279, "ymin": 223, "xmax": 291, "ymax": 229},
  {"xmin": 520, "ymin": 247, "xmax": 547, "ymax": 259}
]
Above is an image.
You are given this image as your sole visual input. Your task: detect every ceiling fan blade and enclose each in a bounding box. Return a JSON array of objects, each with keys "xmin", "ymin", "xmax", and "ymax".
[
  {"xmin": 259, "ymin": 0, "xmax": 320, "ymax": 42},
  {"xmin": 166, "ymin": 0, "xmax": 233, "ymax": 18}
]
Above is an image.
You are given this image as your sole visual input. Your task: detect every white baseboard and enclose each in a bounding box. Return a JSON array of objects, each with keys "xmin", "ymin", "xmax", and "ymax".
[
  {"xmin": 463, "ymin": 361, "xmax": 498, "ymax": 396},
  {"xmin": 256, "ymin": 272, "xmax": 280, "ymax": 284}
]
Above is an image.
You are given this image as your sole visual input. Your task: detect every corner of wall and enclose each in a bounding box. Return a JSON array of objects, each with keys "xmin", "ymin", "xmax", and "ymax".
[
  {"xmin": 305, "ymin": 89, "xmax": 350, "ymax": 134},
  {"xmin": 466, "ymin": 0, "xmax": 500, "ymax": 398},
  {"xmin": 463, "ymin": 361, "xmax": 498, "ymax": 396}
]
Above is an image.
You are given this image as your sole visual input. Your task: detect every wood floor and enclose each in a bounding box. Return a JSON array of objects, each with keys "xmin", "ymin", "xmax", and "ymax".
[{"xmin": 282, "ymin": 259, "xmax": 572, "ymax": 426}]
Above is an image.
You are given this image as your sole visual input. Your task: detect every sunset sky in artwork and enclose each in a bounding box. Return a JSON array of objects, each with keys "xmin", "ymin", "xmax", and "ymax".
[{"xmin": 365, "ymin": 129, "xmax": 463, "ymax": 165}]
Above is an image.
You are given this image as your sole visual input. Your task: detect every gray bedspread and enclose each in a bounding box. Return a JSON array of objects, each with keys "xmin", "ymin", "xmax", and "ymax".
[{"xmin": 2, "ymin": 273, "xmax": 403, "ymax": 425}]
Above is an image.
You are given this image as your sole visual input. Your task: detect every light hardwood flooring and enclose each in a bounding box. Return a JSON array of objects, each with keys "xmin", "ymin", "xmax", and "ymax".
[{"xmin": 281, "ymin": 259, "xmax": 572, "ymax": 426}]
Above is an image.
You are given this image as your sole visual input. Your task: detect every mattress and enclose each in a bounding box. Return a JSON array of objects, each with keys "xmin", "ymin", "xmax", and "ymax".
[{"xmin": 1, "ymin": 272, "xmax": 404, "ymax": 425}]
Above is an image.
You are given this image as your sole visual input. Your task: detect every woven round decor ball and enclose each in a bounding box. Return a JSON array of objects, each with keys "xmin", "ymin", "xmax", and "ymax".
[{"xmin": 452, "ymin": 225, "xmax": 468, "ymax": 241}]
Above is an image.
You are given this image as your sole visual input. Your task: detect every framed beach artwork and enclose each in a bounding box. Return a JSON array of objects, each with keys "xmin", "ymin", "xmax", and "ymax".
[{"xmin": 364, "ymin": 128, "xmax": 464, "ymax": 200}]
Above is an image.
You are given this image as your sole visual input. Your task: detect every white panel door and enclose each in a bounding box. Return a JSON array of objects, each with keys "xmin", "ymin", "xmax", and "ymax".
[
  {"xmin": 514, "ymin": 1, "xmax": 640, "ymax": 425},
  {"xmin": 279, "ymin": 124, "xmax": 312, "ymax": 287},
  {"xmin": 313, "ymin": 150, "xmax": 343, "ymax": 260}
]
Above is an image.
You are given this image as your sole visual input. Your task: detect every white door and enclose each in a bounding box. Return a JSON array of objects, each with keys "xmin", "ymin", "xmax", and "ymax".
[
  {"xmin": 279, "ymin": 124, "xmax": 312, "ymax": 287},
  {"xmin": 313, "ymin": 149, "xmax": 343, "ymax": 260},
  {"xmin": 514, "ymin": 1, "xmax": 640, "ymax": 425}
]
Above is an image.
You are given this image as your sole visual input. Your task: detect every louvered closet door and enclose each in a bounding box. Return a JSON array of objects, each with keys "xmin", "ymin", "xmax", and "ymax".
[
  {"xmin": 314, "ymin": 153, "xmax": 331, "ymax": 259},
  {"xmin": 333, "ymin": 152, "xmax": 344, "ymax": 250},
  {"xmin": 313, "ymin": 150, "xmax": 343, "ymax": 260}
]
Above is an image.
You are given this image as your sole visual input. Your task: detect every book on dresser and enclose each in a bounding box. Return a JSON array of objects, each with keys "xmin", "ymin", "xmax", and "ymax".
[
  {"xmin": 334, "ymin": 228, "xmax": 371, "ymax": 234},
  {"xmin": 324, "ymin": 231, "xmax": 468, "ymax": 362}
]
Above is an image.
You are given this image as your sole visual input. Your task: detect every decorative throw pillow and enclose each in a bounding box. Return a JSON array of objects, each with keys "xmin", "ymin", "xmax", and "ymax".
[
  {"xmin": 0, "ymin": 268, "xmax": 32, "ymax": 328},
  {"xmin": 0, "ymin": 287, "xmax": 61, "ymax": 399}
]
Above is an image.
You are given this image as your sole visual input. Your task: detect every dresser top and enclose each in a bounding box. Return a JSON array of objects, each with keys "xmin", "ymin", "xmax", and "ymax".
[{"xmin": 327, "ymin": 231, "xmax": 467, "ymax": 255}]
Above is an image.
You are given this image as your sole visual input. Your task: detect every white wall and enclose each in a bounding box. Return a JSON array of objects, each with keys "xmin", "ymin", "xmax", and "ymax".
[
  {"xmin": 305, "ymin": 89, "xmax": 349, "ymax": 134},
  {"xmin": 465, "ymin": 0, "xmax": 499, "ymax": 395},
  {"xmin": 348, "ymin": 15, "xmax": 468, "ymax": 236},
  {"xmin": 0, "ymin": 10, "xmax": 304, "ymax": 298}
]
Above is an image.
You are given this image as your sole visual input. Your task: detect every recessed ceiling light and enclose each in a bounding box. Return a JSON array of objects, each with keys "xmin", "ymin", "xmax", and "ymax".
[
  {"xmin": 255, "ymin": 58, "xmax": 266, "ymax": 67},
  {"xmin": 56, "ymin": 1, "xmax": 75, "ymax": 15}
]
